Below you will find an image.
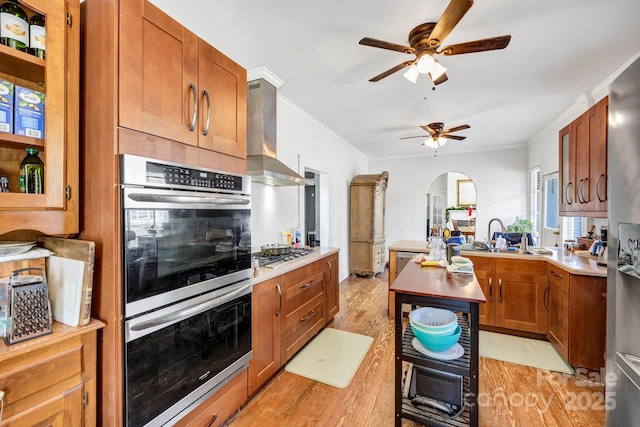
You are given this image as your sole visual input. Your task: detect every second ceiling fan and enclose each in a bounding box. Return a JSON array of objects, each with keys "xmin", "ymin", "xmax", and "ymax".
[
  {"xmin": 359, "ymin": 0, "xmax": 511, "ymax": 85},
  {"xmin": 401, "ymin": 122, "xmax": 470, "ymax": 148}
]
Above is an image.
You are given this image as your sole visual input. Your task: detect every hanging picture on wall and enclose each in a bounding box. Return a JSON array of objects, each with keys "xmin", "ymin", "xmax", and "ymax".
[{"xmin": 457, "ymin": 179, "xmax": 476, "ymax": 206}]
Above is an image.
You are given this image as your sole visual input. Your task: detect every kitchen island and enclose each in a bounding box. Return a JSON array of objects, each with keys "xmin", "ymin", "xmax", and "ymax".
[
  {"xmin": 388, "ymin": 240, "xmax": 607, "ymax": 371},
  {"xmin": 390, "ymin": 261, "xmax": 486, "ymax": 427}
]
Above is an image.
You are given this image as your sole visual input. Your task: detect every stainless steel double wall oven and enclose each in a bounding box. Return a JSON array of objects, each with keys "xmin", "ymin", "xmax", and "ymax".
[{"xmin": 120, "ymin": 154, "xmax": 252, "ymax": 426}]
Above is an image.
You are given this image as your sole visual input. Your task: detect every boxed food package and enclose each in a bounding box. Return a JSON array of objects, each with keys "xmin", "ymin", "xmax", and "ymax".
[
  {"xmin": 14, "ymin": 85, "xmax": 44, "ymax": 139},
  {"xmin": 0, "ymin": 80, "xmax": 13, "ymax": 134}
]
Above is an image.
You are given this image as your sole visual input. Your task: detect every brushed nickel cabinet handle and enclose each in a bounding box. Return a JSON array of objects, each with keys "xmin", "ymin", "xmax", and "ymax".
[
  {"xmin": 188, "ymin": 83, "xmax": 197, "ymax": 132},
  {"xmin": 300, "ymin": 310, "xmax": 315, "ymax": 323},
  {"xmin": 205, "ymin": 412, "xmax": 218, "ymax": 427},
  {"xmin": 498, "ymin": 279, "xmax": 503, "ymax": 303},
  {"xmin": 566, "ymin": 182, "xmax": 574, "ymax": 204},
  {"xmin": 327, "ymin": 260, "xmax": 333, "ymax": 285},
  {"xmin": 596, "ymin": 173, "xmax": 606, "ymax": 202},
  {"xmin": 202, "ymin": 89, "xmax": 211, "ymax": 136},
  {"xmin": 276, "ymin": 284, "xmax": 282, "ymax": 316},
  {"xmin": 550, "ymin": 270, "xmax": 564, "ymax": 279},
  {"xmin": 544, "ymin": 285, "xmax": 550, "ymax": 310},
  {"xmin": 300, "ymin": 281, "xmax": 314, "ymax": 289},
  {"xmin": 488, "ymin": 277, "xmax": 493, "ymax": 302},
  {"xmin": 581, "ymin": 177, "xmax": 589, "ymax": 203}
]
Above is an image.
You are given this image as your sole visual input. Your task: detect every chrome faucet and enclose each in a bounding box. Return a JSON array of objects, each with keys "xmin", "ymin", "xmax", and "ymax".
[{"xmin": 487, "ymin": 218, "xmax": 506, "ymax": 245}]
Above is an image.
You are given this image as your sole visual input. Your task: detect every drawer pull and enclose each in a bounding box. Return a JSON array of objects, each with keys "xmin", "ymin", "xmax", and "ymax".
[
  {"xmin": 300, "ymin": 281, "xmax": 314, "ymax": 289},
  {"xmin": 300, "ymin": 310, "xmax": 315, "ymax": 323},
  {"xmin": 550, "ymin": 270, "xmax": 564, "ymax": 279},
  {"xmin": 206, "ymin": 412, "xmax": 218, "ymax": 427},
  {"xmin": 488, "ymin": 277, "xmax": 493, "ymax": 302}
]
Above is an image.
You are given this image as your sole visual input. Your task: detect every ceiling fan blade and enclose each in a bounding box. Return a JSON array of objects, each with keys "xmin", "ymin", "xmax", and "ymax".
[
  {"xmin": 368, "ymin": 61, "xmax": 414, "ymax": 82},
  {"xmin": 441, "ymin": 134, "xmax": 466, "ymax": 141},
  {"xmin": 420, "ymin": 125, "xmax": 437, "ymax": 135},
  {"xmin": 427, "ymin": 0, "xmax": 474, "ymax": 48},
  {"xmin": 432, "ymin": 72, "xmax": 449, "ymax": 85},
  {"xmin": 399, "ymin": 135, "xmax": 430, "ymax": 140},
  {"xmin": 443, "ymin": 124, "xmax": 471, "ymax": 133},
  {"xmin": 359, "ymin": 37, "xmax": 415, "ymax": 54},
  {"xmin": 438, "ymin": 35, "xmax": 511, "ymax": 56}
]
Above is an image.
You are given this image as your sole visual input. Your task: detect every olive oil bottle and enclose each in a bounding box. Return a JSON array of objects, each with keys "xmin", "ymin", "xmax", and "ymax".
[
  {"xmin": 0, "ymin": 0, "xmax": 29, "ymax": 52},
  {"xmin": 19, "ymin": 147, "xmax": 44, "ymax": 194}
]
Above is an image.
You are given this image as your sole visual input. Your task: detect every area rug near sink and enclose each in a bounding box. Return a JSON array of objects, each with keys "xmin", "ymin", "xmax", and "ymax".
[
  {"xmin": 479, "ymin": 330, "xmax": 574, "ymax": 374},
  {"xmin": 284, "ymin": 328, "xmax": 374, "ymax": 388}
]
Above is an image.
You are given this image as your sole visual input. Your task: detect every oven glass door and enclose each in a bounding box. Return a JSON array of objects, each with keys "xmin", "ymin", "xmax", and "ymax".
[
  {"xmin": 125, "ymin": 283, "xmax": 251, "ymax": 427},
  {"xmin": 123, "ymin": 206, "xmax": 251, "ymax": 309}
]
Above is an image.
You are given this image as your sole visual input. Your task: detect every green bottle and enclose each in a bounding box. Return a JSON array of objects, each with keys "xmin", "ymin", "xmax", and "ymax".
[
  {"xmin": 29, "ymin": 12, "xmax": 44, "ymax": 59},
  {"xmin": 0, "ymin": 0, "xmax": 29, "ymax": 52},
  {"xmin": 19, "ymin": 147, "xmax": 44, "ymax": 194}
]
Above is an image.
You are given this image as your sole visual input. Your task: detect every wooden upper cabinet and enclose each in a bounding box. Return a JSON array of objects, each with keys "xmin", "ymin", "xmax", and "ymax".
[
  {"xmin": 558, "ymin": 96, "xmax": 608, "ymax": 217},
  {"xmin": 118, "ymin": 0, "xmax": 247, "ymax": 158},
  {"xmin": 198, "ymin": 40, "xmax": 247, "ymax": 158},
  {"xmin": 119, "ymin": 0, "xmax": 199, "ymax": 146},
  {"xmin": 0, "ymin": 0, "xmax": 79, "ymax": 236}
]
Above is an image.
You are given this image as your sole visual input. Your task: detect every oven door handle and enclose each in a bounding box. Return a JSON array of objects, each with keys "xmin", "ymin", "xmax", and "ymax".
[
  {"xmin": 128, "ymin": 283, "xmax": 251, "ymax": 335},
  {"xmin": 127, "ymin": 193, "xmax": 250, "ymax": 206}
]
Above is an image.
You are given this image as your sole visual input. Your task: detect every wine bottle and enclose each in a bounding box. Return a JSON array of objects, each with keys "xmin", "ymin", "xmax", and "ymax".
[
  {"xmin": 29, "ymin": 12, "xmax": 44, "ymax": 59},
  {"xmin": 0, "ymin": 0, "xmax": 29, "ymax": 52},
  {"xmin": 19, "ymin": 147, "xmax": 44, "ymax": 194}
]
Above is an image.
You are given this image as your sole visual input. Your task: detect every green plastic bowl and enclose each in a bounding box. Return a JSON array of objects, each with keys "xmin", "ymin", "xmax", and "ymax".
[{"xmin": 411, "ymin": 324, "xmax": 461, "ymax": 352}]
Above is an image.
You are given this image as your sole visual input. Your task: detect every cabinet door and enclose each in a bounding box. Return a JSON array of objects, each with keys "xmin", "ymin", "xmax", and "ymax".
[
  {"xmin": 0, "ymin": 0, "xmax": 79, "ymax": 234},
  {"xmin": 325, "ymin": 254, "xmax": 340, "ymax": 323},
  {"xmin": 559, "ymin": 123, "xmax": 576, "ymax": 213},
  {"xmin": 119, "ymin": 0, "xmax": 199, "ymax": 146},
  {"xmin": 590, "ymin": 97, "xmax": 608, "ymax": 214},
  {"xmin": 467, "ymin": 256, "xmax": 495, "ymax": 326},
  {"xmin": 248, "ymin": 277, "xmax": 282, "ymax": 395},
  {"xmin": 547, "ymin": 268, "xmax": 569, "ymax": 361},
  {"xmin": 569, "ymin": 275, "xmax": 607, "ymax": 370},
  {"xmin": 198, "ymin": 40, "xmax": 247, "ymax": 158},
  {"xmin": 575, "ymin": 111, "xmax": 591, "ymax": 210},
  {"xmin": 495, "ymin": 262, "xmax": 548, "ymax": 334},
  {"xmin": 1, "ymin": 384, "xmax": 83, "ymax": 426}
]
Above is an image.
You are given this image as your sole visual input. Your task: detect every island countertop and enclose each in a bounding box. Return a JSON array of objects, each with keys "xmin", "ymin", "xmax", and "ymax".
[
  {"xmin": 388, "ymin": 240, "xmax": 606, "ymax": 277},
  {"xmin": 389, "ymin": 260, "xmax": 486, "ymax": 304}
]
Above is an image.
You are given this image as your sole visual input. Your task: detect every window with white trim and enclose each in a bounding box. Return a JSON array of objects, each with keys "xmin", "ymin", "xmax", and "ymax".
[{"xmin": 529, "ymin": 167, "xmax": 541, "ymax": 238}]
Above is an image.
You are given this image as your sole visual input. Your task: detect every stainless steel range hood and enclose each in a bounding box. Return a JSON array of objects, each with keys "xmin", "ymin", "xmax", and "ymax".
[{"xmin": 247, "ymin": 78, "xmax": 312, "ymax": 186}]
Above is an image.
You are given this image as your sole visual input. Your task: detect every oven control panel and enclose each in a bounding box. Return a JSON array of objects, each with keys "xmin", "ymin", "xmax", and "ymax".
[
  {"xmin": 148, "ymin": 162, "xmax": 243, "ymax": 191},
  {"xmin": 120, "ymin": 154, "xmax": 250, "ymax": 194}
]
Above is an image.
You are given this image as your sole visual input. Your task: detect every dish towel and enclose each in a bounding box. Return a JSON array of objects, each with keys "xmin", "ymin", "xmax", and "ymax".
[{"xmin": 447, "ymin": 256, "xmax": 474, "ymax": 274}]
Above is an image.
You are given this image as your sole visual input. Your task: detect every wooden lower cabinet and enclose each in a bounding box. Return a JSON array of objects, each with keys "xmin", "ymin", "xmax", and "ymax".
[
  {"xmin": 467, "ymin": 257, "xmax": 548, "ymax": 334},
  {"xmin": 248, "ymin": 253, "xmax": 338, "ymax": 396},
  {"xmin": 174, "ymin": 369, "xmax": 248, "ymax": 427},
  {"xmin": 567, "ymin": 274, "xmax": 607, "ymax": 370},
  {"xmin": 248, "ymin": 277, "xmax": 282, "ymax": 396},
  {"xmin": 0, "ymin": 320, "xmax": 103, "ymax": 426},
  {"xmin": 325, "ymin": 253, "xmax": 340, "ymax": 322},
  {"xmin": 547, "ymin": 266, "xmax": 570, "ymax": 361}
]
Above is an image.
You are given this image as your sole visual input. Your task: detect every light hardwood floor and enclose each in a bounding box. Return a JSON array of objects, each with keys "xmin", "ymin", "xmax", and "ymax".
[{"xmin": 229, "ymin": 269, "xmax": 605, "ymax": 426}]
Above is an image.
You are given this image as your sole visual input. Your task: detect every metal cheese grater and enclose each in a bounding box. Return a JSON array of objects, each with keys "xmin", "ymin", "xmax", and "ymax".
[{"xmin": 4, "ymin": 267, "xmax": 52, "ymax": 345}]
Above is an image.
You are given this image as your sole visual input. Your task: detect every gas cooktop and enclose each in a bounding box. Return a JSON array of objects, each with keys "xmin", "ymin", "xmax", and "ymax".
[{"xmin": 252, "ymin": 247, "xmax": 316, "ymax": 269}]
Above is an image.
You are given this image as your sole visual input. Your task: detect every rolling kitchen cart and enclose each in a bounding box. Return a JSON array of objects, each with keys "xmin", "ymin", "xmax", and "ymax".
[{"xmin": 390, "ymin": 262, "xmax": 485, "ymax": 427}]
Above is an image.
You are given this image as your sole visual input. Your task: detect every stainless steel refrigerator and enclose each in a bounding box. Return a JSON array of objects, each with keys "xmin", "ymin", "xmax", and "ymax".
[{"xmin": 606, "ymin": 54, "xmax": 640, "ymax": 426}]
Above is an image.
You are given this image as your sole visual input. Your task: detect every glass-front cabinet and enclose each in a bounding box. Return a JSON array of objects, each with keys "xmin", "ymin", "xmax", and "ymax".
[{"xmin": 0, "ymin": 0, "xmax": 79, "ymax": 236}]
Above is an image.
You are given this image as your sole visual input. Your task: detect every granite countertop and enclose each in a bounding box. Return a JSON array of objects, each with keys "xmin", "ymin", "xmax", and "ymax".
[
  {"xmin": 251, "ymin": 246, "xmax": 340, "ymax": 284},
  {"xmin": 388, "ymin": 240, "xmax": 606, "ymax": 277}
]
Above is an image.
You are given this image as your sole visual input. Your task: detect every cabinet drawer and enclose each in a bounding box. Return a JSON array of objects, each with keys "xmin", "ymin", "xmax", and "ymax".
[
  {"xmin": 0, "ymin": 339, "xmax": 83, "ymax": 416},
  {"xmin": 548, "ymin": 265, "xmax": 569, "ymax": 291},
  {"xmin": 281, "ymin": 296, "xmax": 326, "ymax": 361},
  {"xmin": 174, "ymin": 369, "xmax": 248, "ymax": 427},
  {"xmin": 281, "ymin": 271, "xmax": 325, "ymax": 317}
]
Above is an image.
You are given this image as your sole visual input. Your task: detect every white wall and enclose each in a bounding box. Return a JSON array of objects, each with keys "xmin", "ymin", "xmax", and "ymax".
[
  {"xmin": 370, "ymin": 146, "xmax": 528, "ymax": 254},
  {"xmin": 250, "ymin": 95, "xmax": 368, "ymax": 281}
]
